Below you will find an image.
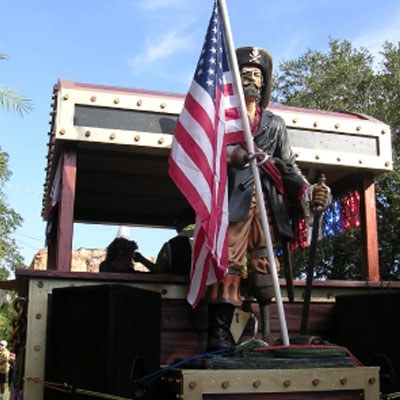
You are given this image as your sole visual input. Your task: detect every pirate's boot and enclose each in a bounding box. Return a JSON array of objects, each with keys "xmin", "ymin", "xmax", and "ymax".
[
  {"xmin": 205, "ymin": 273, "xmax": 241, "ymax": 351},
  {"xmin": 206, "ymin": 303, "xmax": 235, "ymax": 351}
]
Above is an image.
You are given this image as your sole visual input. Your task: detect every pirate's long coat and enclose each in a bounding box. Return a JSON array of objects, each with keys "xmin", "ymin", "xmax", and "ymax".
[{"xmin": 228, "ymin": 109, "xmax": 309, "ymax": 240}]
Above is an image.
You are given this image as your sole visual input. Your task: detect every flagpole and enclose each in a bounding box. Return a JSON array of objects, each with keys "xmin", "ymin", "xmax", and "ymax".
[{"xmin": 218, "ymin": 0, "xmax": 290, "ymax": 346}]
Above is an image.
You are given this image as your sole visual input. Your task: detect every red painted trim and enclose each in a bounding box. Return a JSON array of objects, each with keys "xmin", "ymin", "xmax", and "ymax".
[
  {"xmin": 56, "ymin": 151, "xmax": 77, "ymax": 272},
  {"xmin": 59, "ymin": 78, "xmax": 185, "ymax": 99},
  {"xmin": 360, "ymin": 177, "xmax": 380, "ymax": 281},
  {"xmin": 56, "ymin": 79, "xmax": 383, "ymax": 123},
  {"xmin": 16, "ymin": 268, "xmax": 400, "ymax": 290}
]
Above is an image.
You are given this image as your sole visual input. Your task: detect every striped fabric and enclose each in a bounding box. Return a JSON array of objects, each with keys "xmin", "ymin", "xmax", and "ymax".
[{"xmin": 169, "ymin": 0, "xmax": 242, "ymax": 306}]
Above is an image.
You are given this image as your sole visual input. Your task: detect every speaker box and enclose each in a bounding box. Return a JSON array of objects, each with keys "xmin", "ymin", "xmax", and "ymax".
[
  {"xmin": 44, "ymin": 284, "xmax": 161, "ymax": 399},
  {"xmin": 335, "ymin": 292, "xmax": 400, "ymax": 393}
]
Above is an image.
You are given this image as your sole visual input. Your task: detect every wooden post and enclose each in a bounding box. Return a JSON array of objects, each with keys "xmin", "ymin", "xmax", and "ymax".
[
  {"xmin": 360, "ymin": 176, "xmax": 380, "ymax": 281},
  {"xmin": 55, "ymin": 150, "xmax": 77, "ymax": 271},
  {"xmin": 46, "ymin": 204, "xmax": 58, "ymax": 270}
]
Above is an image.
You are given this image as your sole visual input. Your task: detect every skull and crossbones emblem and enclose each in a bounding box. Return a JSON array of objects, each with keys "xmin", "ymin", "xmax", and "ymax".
[{"xmin": 249, "ymin": 47, "xmax": 261, "ymax": 63}]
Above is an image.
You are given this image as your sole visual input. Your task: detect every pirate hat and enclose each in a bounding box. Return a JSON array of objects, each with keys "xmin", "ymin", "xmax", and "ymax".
[{"xmin": 236, "ymin": 46, "xmax": 273, "ymax": 108}]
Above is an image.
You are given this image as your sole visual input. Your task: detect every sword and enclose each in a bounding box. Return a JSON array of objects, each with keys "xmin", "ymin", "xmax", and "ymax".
[{"xmin": 300, "ymin": 174, "xmax": 327, "ymax": 335}]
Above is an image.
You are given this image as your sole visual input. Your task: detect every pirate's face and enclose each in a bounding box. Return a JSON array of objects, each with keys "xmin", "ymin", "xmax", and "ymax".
[{"xmin": 240, "ymin": 66, "xmax": 264, "ymax": 102}]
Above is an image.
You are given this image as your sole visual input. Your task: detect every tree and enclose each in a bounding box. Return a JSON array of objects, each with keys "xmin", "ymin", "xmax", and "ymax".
[
  {"xmin": 273, "ymin": 38, "xmax": 400, "ymax": 280},
  {"xmin": 0, "ymin": 54, "xmax": 32, "ymax": 116},
  {"xmin": 0, "ymin": 150, "xmax": 25, "ymax": 342},
  {"xmin": 0, "ymin": 54, "xmax": 31, "ymax": 342},
  {"xmin": 373, "ymin": 42, "xmax": 400, "ymax": 279},
  {"xmin": 0, "ymin": 151, "xmax": 25, "ymax": 277}
]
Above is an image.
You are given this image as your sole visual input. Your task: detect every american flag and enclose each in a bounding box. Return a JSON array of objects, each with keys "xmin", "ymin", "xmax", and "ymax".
[{"xmin": 169, "ymin": 0, "xmax": 243, "ymax": 307}]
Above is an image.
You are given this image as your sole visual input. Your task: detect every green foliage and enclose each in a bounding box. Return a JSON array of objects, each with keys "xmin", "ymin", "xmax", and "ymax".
[
  {"xmin": 0, "ymin": 152, "xmax": 25, "ymax": 343},
  {"xmin": 0, "ymin": 55, "xmax": 29, "ymax": 342},
  {"xmin": 274, "ymin": 39, "xmax": 400, "ymax": 280},
  {"xmin": 286, "ymin": 229, "xmax": 362, "ymax": 280},
  {"xmin": 0, "ymin": 293, "xmax": 17, "ymax": 341},
  {"xmin": 0, "ymin": 149, "xmax": 25, "ymax": 278},
  {"xmin": 0, "ymin": 54, "xmax": 33, "ymax": 116},
  {"xmin": 273, "ymin": 38, "xmax": 377, "ymax": 113}
]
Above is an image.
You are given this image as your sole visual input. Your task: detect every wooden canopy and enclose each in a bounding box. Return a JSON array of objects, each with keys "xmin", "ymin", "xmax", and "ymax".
[{"xmin": 43, "ymin": 79, "xmax": 392, "ymax": 280}]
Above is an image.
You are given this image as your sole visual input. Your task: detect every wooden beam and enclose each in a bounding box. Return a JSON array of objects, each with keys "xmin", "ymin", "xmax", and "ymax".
[
  {"xmin": 360, "ymin": 176, "xmax": 380, "ymax": 281},
  {"xmin": 46, "ymin": 204, "xmax": 58, "ymax": 270},
  {"xmin": 56, "ymin": 151, "xmax": 77, "ymax": 271}
]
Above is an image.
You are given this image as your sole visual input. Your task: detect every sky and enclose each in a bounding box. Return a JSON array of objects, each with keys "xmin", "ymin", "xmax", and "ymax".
[{"xmin": 0, "ymin": 0, "xmax": 399, "ymax": 268}]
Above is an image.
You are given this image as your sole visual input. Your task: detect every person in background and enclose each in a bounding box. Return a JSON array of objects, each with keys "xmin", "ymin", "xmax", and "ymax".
[
  {"xmin": 131, "ymin": 208, "xmax": 195, "ymax": 275},
  {"xmin": 0, "ymin": 340, "xmax": 9, "ymax": 399},
  {"xmin": 152, "ymin": 208, "xmax": 195, "ymax": 275},
  {"xmin": 99, "ymin": 234, "xmax": 155, "ymax": 273},
  {"xmin": 99, "ymin": 237, "xmax": 139, "ymax": 273},
  {"xmin": 8, "ymin": 353, "xmax": 15, "ymax": 398}
]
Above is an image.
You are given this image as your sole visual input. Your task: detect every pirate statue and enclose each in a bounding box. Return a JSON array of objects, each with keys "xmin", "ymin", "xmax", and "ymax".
[{"xmin": 205, "ymin": 46, "xmax": 330, "ymax": 351}]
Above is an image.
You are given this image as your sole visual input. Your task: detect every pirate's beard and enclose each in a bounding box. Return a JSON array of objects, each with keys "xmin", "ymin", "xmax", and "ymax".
[{"xmin": 243, "ymin": 85, "xmax": 261, "ymax": 103}]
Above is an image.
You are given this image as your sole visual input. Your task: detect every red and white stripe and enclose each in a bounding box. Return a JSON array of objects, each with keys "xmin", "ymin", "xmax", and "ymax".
[{"xmin": 169, "ymin": 71, "xmax": 242, "ymax": 307}]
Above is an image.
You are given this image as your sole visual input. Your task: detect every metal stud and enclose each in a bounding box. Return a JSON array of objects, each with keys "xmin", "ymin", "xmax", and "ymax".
[
  {"xmin": 356, "ymin": 125, "xmax": 361, "ymax": 131},
  {"xmin": 340, "ymin": 377, "xmax": 347, "ymax": 385},
  {"xmin": 91, "ymin": 96, "xmax": 97, "ymax": 102},
  {"xmin": 85, "ymin": 131, "xmax": 91, "ymax": 137},
  {"xmin": 313, "ymin": 121, "xmax": 319, "ymax": 127},
  {"xmin": 110, "ymin": 133, "xmax": 116, "ymax": 140},
  {"xmin": 137, "ymin": 99, "xmax": 143, "ymax": 107},
  {"xmin": 160, "ymin": 102, "xmax": 167, "ymax": 109},
  {"xmin": 114, "ymin": 97, "xmax": 120, "ymax": 104},
  {"xmin": 59, "ymin": 129, "xmax": 66, "ymax": 135},
  {"xmin": 335, "ymin": 123, "xmax": 340, "ymax": 129},
  {"xmin": 63, "ymin": 94, "xmax": 69, "ymax": 100},
  {"xmin": 134, "ymin": 135, "xmax": 141, "ymax": 142},
  {"xmin": 315, "ymin": 154, "xmax": 320, "ymax": 160},
  {"xmin": 292, "ymin": 117, "xmax": 298, "ymax": 123},
  {"xmin": 337, "ymin": 156, "xmax": 342, "ymax": 162},
  {"xmin": 253, "ymin": 380, "xmax": 261, "ymax": 388},
  {"xmin": 188, "ymin": 381, "xmax": 197, "ymax": 389},
  {"xmin": 385, "ymin": 161, "xmax": 390, "ymax": 167},
  {"xmin": 283, "ymin": 380, "xmax": 291, "ymax": 387},
  {"xmin": 158, "ymin": 137, "xmax": 165, "ymax": 145},
  {"xmin": 368, "ymin": 377, "xmax": 376, "ymax": 385},
  {"xmin": 312, "ymin": 378, "xmax": 320, "ymax": 386},
  {"xmin": 359, "ymin": 159, "xmax": 363, "ymax": 164},
  {"xmin": 221, "ymin": 381, "xmax": 230, "ymax": 389}
]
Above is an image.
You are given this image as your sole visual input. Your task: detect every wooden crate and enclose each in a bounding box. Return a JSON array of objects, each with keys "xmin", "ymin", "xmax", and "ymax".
[{"xmin": 161, "ymin": 367, "xmax": 380, "ymax": 400}]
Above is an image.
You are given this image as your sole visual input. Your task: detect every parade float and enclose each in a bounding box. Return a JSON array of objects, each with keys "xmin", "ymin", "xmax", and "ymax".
[{"xmin": 9, "ymin": 78, "xmax": 398, "ymax": 400}]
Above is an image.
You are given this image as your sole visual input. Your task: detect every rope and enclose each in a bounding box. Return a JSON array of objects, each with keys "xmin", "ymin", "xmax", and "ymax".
[
  {"xmin": 385, "ymin": 392, "xmax": 400, "ymax": 400},
  {"xmin": 250, "ymin": 344, "xmax": 363, "ymax": 365},
  {"xmin": 24, "ymin": 377, "xmax": 135, "ymax": 400},
  {"xmin": 139, "ymin": 349, "xmax": 229, "ymax": 385}
]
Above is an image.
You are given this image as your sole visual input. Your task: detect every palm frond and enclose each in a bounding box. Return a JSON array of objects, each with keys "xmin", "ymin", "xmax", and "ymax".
[{"xmin": 0, "ymin": 87, "xmax": 33, "ymax": 116}]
